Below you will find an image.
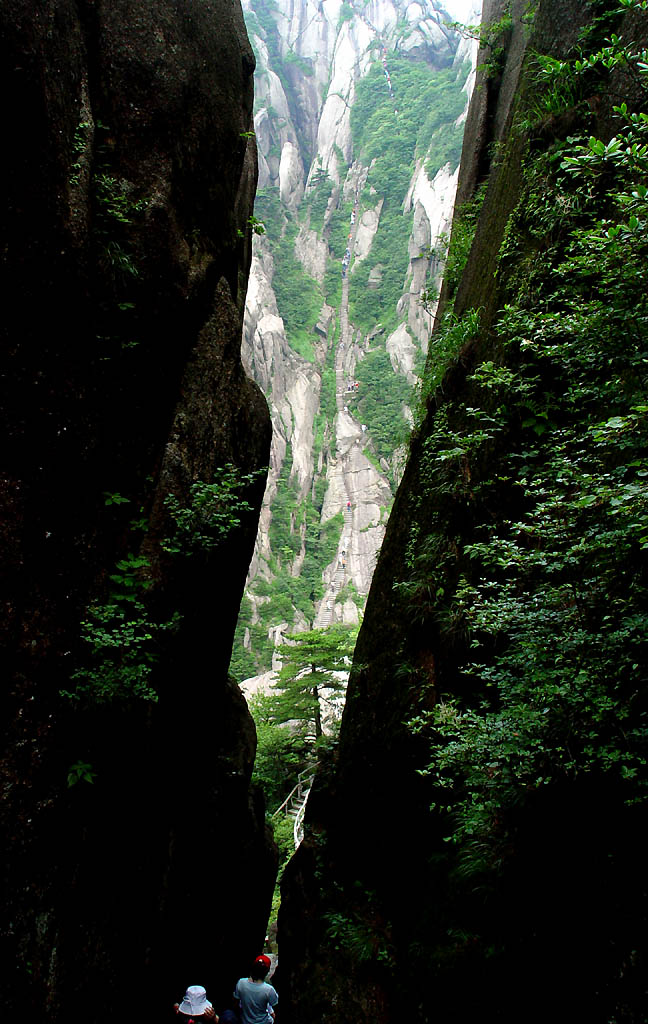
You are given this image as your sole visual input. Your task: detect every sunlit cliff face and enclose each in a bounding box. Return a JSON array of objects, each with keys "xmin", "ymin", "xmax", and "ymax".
[{"xmin": 232, "ymin": 0, "xmax": 481, "ymax": 682}]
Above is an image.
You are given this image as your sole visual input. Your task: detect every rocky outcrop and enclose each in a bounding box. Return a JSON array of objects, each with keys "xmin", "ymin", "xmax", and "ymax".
[
  {"xmin": 234, "ymin": 0, "xmax": 480, "ymax": 676},
  {"xmin": 278, "ymin": 1, "xmax": 648, "ymax": 1021},
  {"xmin": 0, "ymin": 1, "xmax": 273, "ymax": 1020}
]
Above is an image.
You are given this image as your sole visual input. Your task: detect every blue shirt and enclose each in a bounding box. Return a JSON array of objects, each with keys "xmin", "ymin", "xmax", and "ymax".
[{"xmin": 234, "ymin": 978, "xmax": 278, "ymax": 1024}]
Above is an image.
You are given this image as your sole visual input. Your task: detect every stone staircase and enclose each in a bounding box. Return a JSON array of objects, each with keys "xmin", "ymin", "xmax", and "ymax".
[
  {"xmin": 272, "ymin": 764, "xmax": 317, "ymax": 849},
  {"xmin": 318, "ymin": 509, "xmax": 351, "ymax": 627}
]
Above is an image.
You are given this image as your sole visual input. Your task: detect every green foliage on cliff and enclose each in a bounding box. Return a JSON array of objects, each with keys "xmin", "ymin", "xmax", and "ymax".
[
  {"xmin": 62, "ymin": 553, "xmax": 180, "ymax": 705},
  {"xmin": 404, "ymin": 23, "xmax": 648, "ymax": 884},
  {"xmin": 349, "ymin": 203, "xmax": 411, "ymax": 333},
  {"xmin": 348, "ymin": 56, "xmax": 469, "ymax": 336},
  {"xmin": 235, "ymin": 20, "xmax": 476, "ymax": 676},
  {"xmin": 442, "ymin": 183, "xmax": 488, "ymax": 303},
  {"xmin": 250, "ymin": 693, "xmax": 312, "ymax": 809},
  {"xmin": 351, "ymin": 56, "xmax": 469, "ymax": 180},
  {"xmin": 306, "ymin": 166, "xmax": 332, "ymax": 233},
  {"xmin": 254, "ymin": 187, "xmax": 321, "ymax": 361},
  {"xmin": 230, "ymin": 446, "xmax": 344, "ymax": 680},
  {"xmin": 416, "ymin": 307, "xmax": 481, "ymax": 411},
  {"xmin": 90, "ymin": 122, "xmax": 148, "ymax": 284},
  {"xmin": 163, "ymin": 465, "xmax": 263, "ymax": 557},
  {"xmin": 354, "ymin": 347, "xmax": 411, "ymax": 472},
  {"xmin": 67, "ymin": 465, "xmax": 261, "ymax": 703}
]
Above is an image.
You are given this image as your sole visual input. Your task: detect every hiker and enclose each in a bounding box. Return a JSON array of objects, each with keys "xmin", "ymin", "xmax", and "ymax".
[
  {"xmin": 174, "ymin": 985, "xmax": 218, "ymax": 1021},
  {"xmin": 234, "ymin": 955, "xmax": 278, "ymax": 1024}
]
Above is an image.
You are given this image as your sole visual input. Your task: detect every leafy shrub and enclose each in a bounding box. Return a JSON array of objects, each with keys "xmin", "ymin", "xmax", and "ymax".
[
  {"xmin": 163, "ymin": 465, "xmax": 263, "ymax": 557},
  {"xmin": 62, "ymin": 554, "xmax": 180, "ymax": 704},
  {"xmin": 404, "ymin": 25, "xmax": 648, "ymax": 880}
]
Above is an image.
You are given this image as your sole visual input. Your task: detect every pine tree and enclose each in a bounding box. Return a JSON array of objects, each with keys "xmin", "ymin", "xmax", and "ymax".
[{"xmin": 270, "ymin": 625, "xmax": 357, "ymax": 739}]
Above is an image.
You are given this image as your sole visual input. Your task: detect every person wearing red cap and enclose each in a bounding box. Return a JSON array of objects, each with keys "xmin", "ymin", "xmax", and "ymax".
[{"xmin": 234, "ymin": 956, "xmax": 278, "ymax": 1024}]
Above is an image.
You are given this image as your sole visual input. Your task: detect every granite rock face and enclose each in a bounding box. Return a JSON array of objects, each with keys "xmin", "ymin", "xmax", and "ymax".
[
  {"xmin": 0, "ymin": 1, "xmax": 273, "ymax": 1019},
  {"xmin": 235, "ymin": 0, "xmax": 481, "ymax": 677},
  {"xmin": 278, "ymin": 2, "xmax": 648, "ymax": 1022}
]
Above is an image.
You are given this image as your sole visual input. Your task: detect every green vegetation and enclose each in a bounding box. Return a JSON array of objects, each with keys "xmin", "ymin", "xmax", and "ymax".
[
  {"xmin": 449, "ymin": 5, "xmax": 513, "ymax": 79},
  {"xmin": 349, "ymin": 204, "xmax": 411, "ymax": 334},
  {"xmin": 442, "ymin": 183, "xmax": 488, "ymax": 302},
  {"xmin": 402, "ymin": 18, "xmax": 648, "ymax": 883},
  {"xmin": 354, "ymin": 347, "xmax": 411, "ymax": 476},
  {"xmin": 249, "ymin": 688, "xmax": 316, "ymax": 944},
  {"xmin": 351, "ymin": 58, "xmax": 469, "ymax": 177},
  {"xmin": 327, "ymin": 199, "xmax": 354, "ymax": 257},
  {"xmin": 305, "ymin": 166, "xmax": 333, "ymax": 233},
  {"xmin": 229, "ymin": 433, "xmax": 344, "ymax": 678},
  {"xmin": 415, "ymin": 307, "xmax": 481, "ymax": 416},
  {"xmin": 285, "ymin": 49, "xmax": 314, "ymax": 77},
  {"xmin": 68, "ymin": 465, "xmax": 261, "ymax": 704},
  {"xmin": 254, "ymin": 187, "xmax": 322, "ymax": 361},
  {"xmin": 338, "ymin": 1, "xmax": 354, "ymax": 27},
  {"xmin": 324, "ymin": 260, "xmax": 342, "ymax": 307},
  {"xmin": 163, "ymin": 465, "xmax": 264, "ymax": 558},
  {"xmin": 233, "ymin": 24, "xmax": 475, "ymax": 672},
  {"xmin": 269, "ymin": 625, "xmax": 357, "ymax": 737},
  {"xmin": 229, "ymin": 598, "xmax": 262, "ymax": 683},
  {"xmin": 248, "ymin": 625, "xmax": 355, "ymax": 941},
  {"xmin": 349, "ymin": 56, "xmax": 469, "ymax": 335},
  {"xmin": 250, "ymin": 693, "xmax": 312, "ymax": 809},
  {"xmin": 90, "ymin": 123, "xmax": 148, "ymax": 282},
  {"xmin": 325, "ymin": 896, "xmax": 394, "ymax": 966},
  {"xmin": 68, "ymin": 119, "xmax": 92, "ymax": 187},
  {"xmin": 67, "ymin": 761, "xmax": 97, "ymax": 787},
  {"xmin": 62, "ymin": 552, "xmax": 180, "ymax": 705},
  {"xmin": 268, "ymin": 446, "xmax": 302, "ymax": 562}
]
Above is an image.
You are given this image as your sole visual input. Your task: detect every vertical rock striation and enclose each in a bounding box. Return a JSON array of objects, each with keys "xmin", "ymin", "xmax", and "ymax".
[
  {"xmin": 0, "ymin": 1, "xmax": 273, "ymax": 1020},
  {"xmin": 279, "ymin": 1, "xmax": 648, "ymax": 1021},
  {"xmin": 233, "ymin": 0, "xmax": 482, "ymax": 679}
]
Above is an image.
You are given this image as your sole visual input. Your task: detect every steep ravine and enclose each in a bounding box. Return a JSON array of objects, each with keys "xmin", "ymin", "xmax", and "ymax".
[
  {"xmin": 278, "ymin": 1, "xmax": 648, "ymax": 1021},
  {"xmin": 1, "ymin": 1, "xmax": 273, "ymax": 1019},
  {"xmin": 233, "ymin": 0, "xmax": 482, "ymax": 681}
]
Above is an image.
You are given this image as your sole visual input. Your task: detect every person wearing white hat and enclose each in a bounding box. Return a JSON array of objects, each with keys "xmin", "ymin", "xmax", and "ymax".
[{"xmin": 174, "ymin": 985, "xmax": 218, "ymax": 1021}]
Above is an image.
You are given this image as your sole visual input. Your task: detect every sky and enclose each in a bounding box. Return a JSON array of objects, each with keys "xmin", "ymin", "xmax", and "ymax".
[{"xmin": 440, "ymin": 0, "xmax": 482, "ymax": 27}]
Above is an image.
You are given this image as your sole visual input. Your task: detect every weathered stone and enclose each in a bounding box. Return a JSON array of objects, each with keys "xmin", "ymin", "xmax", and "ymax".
[
  {"xmin": 278, "ymin": 3, "xmax": 648, "ymax": 1023},
  {"xmin": 0, "ymin": 1, "xmax": 273, "ymax": 1019}
]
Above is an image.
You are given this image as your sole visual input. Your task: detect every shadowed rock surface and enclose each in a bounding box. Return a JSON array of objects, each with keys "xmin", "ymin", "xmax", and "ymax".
[
  {"xmin": 278, "ymin": 1, "xmax": 648, "ymax": 1021},
  {"xmin": 0, "ymin": 1, "xmax": 273, "ymax": 1020}
]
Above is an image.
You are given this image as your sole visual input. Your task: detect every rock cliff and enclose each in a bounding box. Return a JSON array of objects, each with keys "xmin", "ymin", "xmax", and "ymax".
[
  {"xmin": 0, "ymin": 1, "xmax": 273, "ymax": 1019},
  {"xmin": 279, "ymin": 1, "xmax": 648, "ymax": 1021},
  {"xmin": 232, "ymin": 0, "xmax": 482, "ymax": 681}
]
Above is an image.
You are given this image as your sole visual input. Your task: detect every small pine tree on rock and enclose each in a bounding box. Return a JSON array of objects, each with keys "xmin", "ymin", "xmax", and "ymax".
[{"xmin": 270, "ymin": 625, "xmax": 357, "ymax": 739}]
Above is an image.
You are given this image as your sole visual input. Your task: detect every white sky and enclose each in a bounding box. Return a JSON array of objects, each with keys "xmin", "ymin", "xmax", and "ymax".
[{"xmin": 440, "ymin": 0, "xmax": 482, "ymax": 26}]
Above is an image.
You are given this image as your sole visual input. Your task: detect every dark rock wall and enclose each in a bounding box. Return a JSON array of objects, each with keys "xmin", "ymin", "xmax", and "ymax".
[
  {"xmin": 0, "ymin": 1, "xmax": 273, "ymax": 1020},
  {"xmin": 279, "ymin": 2, "xmax": 648, "ymax": 1022}
]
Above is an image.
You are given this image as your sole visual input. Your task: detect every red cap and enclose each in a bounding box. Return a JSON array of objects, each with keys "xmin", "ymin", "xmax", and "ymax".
[{"xmin": 255, "ymin": 955, "xmax": 271, "ymax": 968}]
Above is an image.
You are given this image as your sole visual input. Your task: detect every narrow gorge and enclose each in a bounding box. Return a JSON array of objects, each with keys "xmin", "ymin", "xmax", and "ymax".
[
  {"xmin": 231, "ymin": 0, "xmax": 481, "ymax": 684},
  {"xmin": 2, "ymin": 1, "xmax": 648, "ymax": 1023}
]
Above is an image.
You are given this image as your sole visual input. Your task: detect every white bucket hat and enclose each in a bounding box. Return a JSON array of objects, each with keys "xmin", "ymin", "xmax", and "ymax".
[{"xmin": 179, "ymin": 985, "xmax": 212, "ymax": 1016}]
